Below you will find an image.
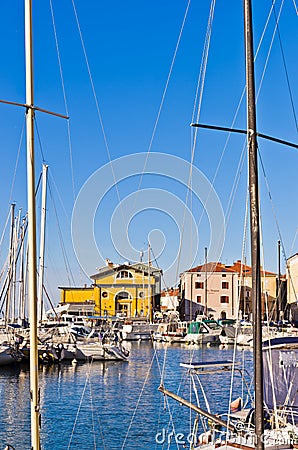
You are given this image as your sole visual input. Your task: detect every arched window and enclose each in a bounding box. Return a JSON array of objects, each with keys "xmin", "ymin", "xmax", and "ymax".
[
  {"xmin": 115, "ymin": 291, "xmax": 132, "ymax": 301},
  {"xmin": 116, "ymin": 270, "xmax": 133, "ymax": 279}
]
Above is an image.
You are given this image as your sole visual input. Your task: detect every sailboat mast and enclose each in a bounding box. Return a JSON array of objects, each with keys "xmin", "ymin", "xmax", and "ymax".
[
  {"xmin": 25, "ymin": 0, "xmax": 40, "ymax": 448},
  {"xmin": 244, "ymin": 1, "xmax": 264, "ymax": 450},
  {"xmin": 38, "ymin": 163, "xmax": 48, "ymax": 323},
  {"xmin": 5, "ymin": 203, "xmax": 15, "ymax": 325}
]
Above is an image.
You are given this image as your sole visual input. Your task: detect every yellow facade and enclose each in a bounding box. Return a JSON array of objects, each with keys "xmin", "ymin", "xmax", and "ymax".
[{"xmin": 59, "ymin": 263, "xmax": 162, "ymax": 319}]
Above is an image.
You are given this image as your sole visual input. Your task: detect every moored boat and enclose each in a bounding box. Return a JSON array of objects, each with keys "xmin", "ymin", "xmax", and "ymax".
[{"xmin": 184, "ymin": 319, "xmax": 222, "ymax": 345}]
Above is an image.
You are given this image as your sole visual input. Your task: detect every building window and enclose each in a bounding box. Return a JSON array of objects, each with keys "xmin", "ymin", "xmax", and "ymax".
[
  {"xmin": 196, "ymin": 295, "xmax": 202, "ymax": 303},
  {"xmin": 220, "ymin": 296, "xmax": 229, "ymax": 303},
  {"xmin": 222, "ymin": 274, "xmax": 226, "ymax": 277},
  {"xmin": 222, "ymin": 282, "xmax": 229, "ymax": 289},
  {"xmin": 102, "ymin": 291, "xmax": 108, "ymax": 298},
  {"xmin": 195, "ymin": 281, "xmax": 204, "ymax": 289},
  {"xmin": 197, "ymin": 274, "xmax": 201, "ymax": 277},
  {"xmin": 115, "ymin": 291, "xmax": 132, "ymax": 300},
  {"xmin": 116, "ymin": 270, "xmax": 133, "ymax": 279},
  {"xmin": 138, "ymin": 291, "xmax": 144, "ymax": 298}
]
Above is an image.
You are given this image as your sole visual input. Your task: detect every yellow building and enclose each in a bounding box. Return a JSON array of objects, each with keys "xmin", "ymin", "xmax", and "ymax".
[{"xmin": 58, "ymin": 261, "xmax": 162, "ymax": 319}]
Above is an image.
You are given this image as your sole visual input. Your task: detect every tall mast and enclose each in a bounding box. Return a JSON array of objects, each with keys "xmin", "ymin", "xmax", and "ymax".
[
  {"xmin": 5, "ymin": 203, "xmax": 15, "ymax": 325},
  {"xmin": 277, "ymin": 240, "xmax": 281, "ymax": 322},
  {"xmin": 204, "ymin": 247, "xmax": 208, "ymax": 317},
  {"xmin": 25, "ymin": 0, "xmax": 40, "ymax": 448},
  {"xmin": 148, "ymin": 242, "xmax": 152, "ymax": 322},
  {"xmin": 38, "ymin": 163, "xmax": 48, "ymax": 323},
  {"xmin": 244, "ymin": 1, "xmax": 264, "ymax": 449}
]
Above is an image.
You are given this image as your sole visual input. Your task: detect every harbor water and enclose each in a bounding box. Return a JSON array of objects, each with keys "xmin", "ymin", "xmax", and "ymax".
[{"xmin": 0, "ymin": 342, "xmax": 253, "ymax": 449}]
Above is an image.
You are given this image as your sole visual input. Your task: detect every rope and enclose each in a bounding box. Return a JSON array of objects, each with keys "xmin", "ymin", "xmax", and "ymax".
[
  {"xmin": 226, "ymin": 186, "xmax": 249, "ymax": 434},
  {"xmin": 272, "ymin": 0, "xmax": 298, "ymax": 132},
  {"xmin": 257, "ymin": 150, "xmax": 296, "ymax": 303},
  {"xmin": 67, "ymin": 358, "xmax": 94, "ymax": 449},
  {"xmin": 175, "ymin": 0, "xmax": 216, "ymax": 284},
  {"xmin": 0, "ymin": 209, "xmax": 12, "ymax": 259},
  {"xmin": 49, "ymin": 0, "xmax": 76, "ymax": 202},
  {"xmin": 8, "ymin": 118, "xmax": 25, "ymax": 204},
  {"xmin": 186, "ymin": 0, "xmax": 281, "ymax": 276},
  {"xmin": 290, "ymin": 228, "xmax": 298, "ymax": 256},
  {"xmin": 48, "ymin": 175, "xmax": 76, "ymax": 286},
  {"xmin": 70, "ymin": 0, "xmax": 130, "ymax": 253},
  {"xmin": 159, "ymin": 370, "xmax": 191, "ymax": 450},
  {"xmin": 88, "ymin": 370, "xmax": 97, "ymax": 450},
  {"xmin": 192, "ymin": 373, "xmax": 208, "ymax": 433},
  {"xmin": 131, "ymin": 0, "xmax": 192, "ymax": 260},
  {"xmin": 120, "ymin": 347, "xmax": 160, "ymax": 449},
  {"xmin": 257, "ymin": 1, "xmax": 284, "ymax": 102}
]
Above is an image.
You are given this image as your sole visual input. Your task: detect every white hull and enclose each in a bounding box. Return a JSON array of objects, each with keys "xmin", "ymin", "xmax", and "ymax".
[
  {"xmin": 74, "ymin": 342, "xmax": 129, "ymax": 361},
  {"xmin": 0, "ymin": 344, "xmax": 23, "ymax": 366},
  {"xmin": 184, "ymin": 333, "xmax": 220, "ymax": 345}
]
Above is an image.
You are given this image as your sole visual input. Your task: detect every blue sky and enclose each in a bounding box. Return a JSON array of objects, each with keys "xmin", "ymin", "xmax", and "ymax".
[{"xmin": 0, "ymin": 1, "xmax": 297, "ymax": 306}]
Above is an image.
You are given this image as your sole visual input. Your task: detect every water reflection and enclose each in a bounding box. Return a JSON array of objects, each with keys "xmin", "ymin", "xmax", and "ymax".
[{"xmin": 0, "ymin": 343, "xmax": 253, "ymax": 449}]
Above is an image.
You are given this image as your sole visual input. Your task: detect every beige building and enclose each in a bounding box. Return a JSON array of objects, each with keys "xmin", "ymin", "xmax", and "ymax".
[
  {"xmin": 180, "ymin": 262, "xmax": 239, "ymax": 320},
  {"xmin": 287, "ymin": 254, "xmax": 298, "ymax": 320},
  {"xmin": 228, "ymin": 260, "xmax": 279, "ymax": 321},
  {"xmin": 180, "ymin": 260, "xmax": 282, "ymax": 321}
]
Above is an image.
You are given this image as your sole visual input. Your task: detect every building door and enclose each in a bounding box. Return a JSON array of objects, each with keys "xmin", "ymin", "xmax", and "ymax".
[{"xmin": 115, "ymin": 291, "xmax": 132, "ymax": 317}]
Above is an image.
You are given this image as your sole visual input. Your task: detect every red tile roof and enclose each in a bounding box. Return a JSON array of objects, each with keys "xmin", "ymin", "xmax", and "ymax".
[
  {"xmin": 188, "ymin": 262, "xmax": 237, "ymax": 273},
  {"xmin": 161, "ymin": 288, "xmax": 179, "ymax": 297},
  {"xmin": 187, "ymin": 260, "xmax": 277, "ymax": 276},
  {"xmin": 228, "ymin": 260, "xmax": 277, "ymax": 276}
]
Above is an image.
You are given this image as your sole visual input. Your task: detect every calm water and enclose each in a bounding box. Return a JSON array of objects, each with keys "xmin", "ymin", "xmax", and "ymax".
[{"xmin": 0, "ymin": 342, "xmax": 253, "ymax": 449}]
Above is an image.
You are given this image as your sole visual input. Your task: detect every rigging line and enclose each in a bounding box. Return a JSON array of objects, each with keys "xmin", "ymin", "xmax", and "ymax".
[
  {"xmin": 149, "ymin": 244, "xmax": 172, "ymax": 293},
  {"xmin": 192, "ymin": 374, "xmax": 208, "ymax": 434},
  {"xmin": 148, "ymin": 0, "xmax": 191, "ymax": 157},
  {"xmin": 70, "ymin": 0, "xmax": 111, "ymax": 161},
  {"xmin": 258, "ymin": 147, "xmax": 298, "ymax": 303},
  {"xmin": 183, "ymin": 0, "xmax": 216, "ymax": 274},
  {"xmin": 49, "ymin": 0, "xmax": 76, "ymax": 202},
  {"xmin": 67, "ymin": 359, "xmax": 93, "ymax": 450},
  {"xmin": 227, "ymin": 173, "xmax": 250, "ymax": 428},
  {"xmin": 192, "ymin": 0, "xmax": 216, "ymax": 125},
  {"xmin": 120, "ymin": 347, "xmax": 160, "ymax": 450},
  {"xmin": 70, "ymin": 0, "xmax": 129, "ymax": 237},
  {"xmin": 131, "ymin": 0, "xmax": 192, "ymax": 246},
  {"xmin": 0, "ymin": 209, "xmax": 12, "ymax": 256},
  {"xmin": 48, "ymin": 169, "xmax": 70, "ymax": 222},
  {"xmin": 159, "ymin": 371, "xmax": 191, "ymax": 450},
  {"xmin": 88, "ymin": 376, "xmax": 98, "ymax": 450},
  {"xmin": 254, "ymin": 0, "xmax": 276, "ymax": 58},
  {"xmin": 8, "ymin": 118, "xmax": 25, "ymax": 205},
  {"xmin": 290, "ymin": 228, "xmax": 298, "ymax": 255},
  {"xmin": 48, "ymin": 179, "xmax": 76, "ymax": 286},
  {"xmin": 34, "ymin": 119, "xmax": 46, "ymax": 163},
  {"xmin": 186, "ymin": 1, "xmax": 291, "ymax": 289},
  {"xmin": 225, "ymin": 144, "xmax": 247, "ymax": 226},
  {"xmin": 186, "ymin": 0, "xmax": 278, "ymax": 272},
  {"xmin": 175, "ymin": 0, "xmax": 215, "ymax": 285},
  {"xmin": 272, "ymin": 0, "xmax": 298, "ymax": 132},
  {"xmin": 257, "ymin": 149, "xmax": 288, "ymax": 266},
  {"xmin": 292, "ymin": 0, "xmax": 298, "ymax": 14},
  {"xmin": 257, "ymin": 0, "xmax": 284, "ymax": 100}
]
